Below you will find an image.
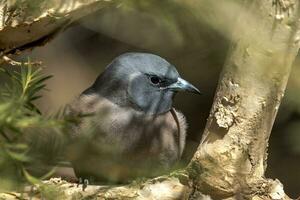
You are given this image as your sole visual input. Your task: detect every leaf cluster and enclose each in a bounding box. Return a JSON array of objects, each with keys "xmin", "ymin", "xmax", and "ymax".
[{"xmin": 0, "ymin": 62, "xmax": 76, "ymax": 193}]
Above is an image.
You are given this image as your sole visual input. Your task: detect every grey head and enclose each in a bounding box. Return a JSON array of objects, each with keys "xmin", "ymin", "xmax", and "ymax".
[{"xmin": 84, "ymin": 52, "xmax": 201, "ymax": 114}]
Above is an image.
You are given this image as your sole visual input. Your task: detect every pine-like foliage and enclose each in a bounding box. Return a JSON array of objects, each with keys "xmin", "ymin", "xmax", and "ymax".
[{"xmin": 0, "ymin": 62, "xmax": 75, "ymax": 192}]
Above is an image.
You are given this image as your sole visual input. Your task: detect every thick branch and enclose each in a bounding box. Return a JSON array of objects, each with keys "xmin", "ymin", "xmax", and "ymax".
[
  {"xmin": 188, "ymin": 0, "xmax": 300, "ymax": 199},
  {"xmin": 0, "ymin": 0, "xmax": 117, "ymax": 56},
  {"xmin": 0, "ymin": 176, "xmax": 201, "ymax": 200}
]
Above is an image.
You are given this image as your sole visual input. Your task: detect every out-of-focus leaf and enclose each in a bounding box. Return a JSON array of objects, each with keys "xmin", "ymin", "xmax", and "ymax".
[
  {"xmin": 6, "ymin": 150, "xmax": 30, "ymax": 162},
  {"xmin": 0, "ymin": 61, "xmax": 80, "ymax": 190},
  {"xmin": 23, "ymin": 168, "xmax": 42, "ymax": 185},
  {"xmin": 4, "ymin": 143, "xmax": 28, "ymax": 151},
  {"xmin": 40, "ymin": 167, "xmax": 56, "ymax": 180}
]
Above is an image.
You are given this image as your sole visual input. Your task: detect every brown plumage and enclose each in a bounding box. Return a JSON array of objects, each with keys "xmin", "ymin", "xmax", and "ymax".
[{"xmin": 67, "ymin": 94, "xmax": 187, "ymax": 182}]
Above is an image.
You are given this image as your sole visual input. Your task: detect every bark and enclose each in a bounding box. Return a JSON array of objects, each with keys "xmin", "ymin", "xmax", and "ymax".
[
  {"xmin": 0, "ymin": 0, "xmax": 117, "ymax": 56},
  {"xmin": 0, "ymin": 177, "xmax": 194, "ymax": 200},
  {"xmin": 188, "ymin": 0, "xmax": 300, "ymax": 199},
  {"xmin": 0, "ymin": 0, "xmax": 300, "ymax": 199}
]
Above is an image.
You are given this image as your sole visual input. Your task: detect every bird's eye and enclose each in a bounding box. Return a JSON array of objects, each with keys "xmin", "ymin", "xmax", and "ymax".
[{"xmin": 150, "ymin": 76, "xmax": 161, "ymax": 85}]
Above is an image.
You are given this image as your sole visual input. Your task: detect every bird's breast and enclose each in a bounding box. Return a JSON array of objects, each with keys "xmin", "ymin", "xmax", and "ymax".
[{"xmin": 67, "ymin": 94, "xmax": 187, "ymax": 182}]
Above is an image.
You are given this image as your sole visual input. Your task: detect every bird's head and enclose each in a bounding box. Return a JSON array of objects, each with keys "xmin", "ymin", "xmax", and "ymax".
[{"xmin": 89, "ymin": 52, "xmax": 201, "ymax": 114}]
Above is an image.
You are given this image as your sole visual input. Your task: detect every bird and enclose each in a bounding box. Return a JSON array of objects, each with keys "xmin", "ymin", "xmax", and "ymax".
[{"xmin": 66, "ymin": 52, "xmax": 201, "ymax": 183}]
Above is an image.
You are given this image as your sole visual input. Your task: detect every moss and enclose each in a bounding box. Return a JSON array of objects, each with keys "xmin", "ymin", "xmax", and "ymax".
[
  {"xmin": 169, "ymin": 169, "xmax": 190, "ymax": 186},
  {"xmin": 186, "ymin": 160, "xmax": 204, "ymax": 183}
]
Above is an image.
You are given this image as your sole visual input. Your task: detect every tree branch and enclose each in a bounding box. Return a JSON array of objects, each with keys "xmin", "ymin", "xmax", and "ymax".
[
  {"xmin": 0, "ymin": 176, "xmax": 200, "ymax": 200},
  {"xmin": 188, "ymin": 0, "xmax": 300, "ymax": 199},
  {"xmin": 0, "ymin": 0, "xmax": 117, "ymax": 56}
]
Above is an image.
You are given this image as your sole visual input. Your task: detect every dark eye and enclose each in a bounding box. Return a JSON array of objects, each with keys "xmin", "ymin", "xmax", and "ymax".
[{"xmin": 150, "ymin": 76, "xmax": 161, "ymax": 85}]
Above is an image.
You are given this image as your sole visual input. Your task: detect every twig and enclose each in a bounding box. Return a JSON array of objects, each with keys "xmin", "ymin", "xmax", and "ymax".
[{"xmin": 1, "ymin": 56, "xmax": 42, "ymax": 66}]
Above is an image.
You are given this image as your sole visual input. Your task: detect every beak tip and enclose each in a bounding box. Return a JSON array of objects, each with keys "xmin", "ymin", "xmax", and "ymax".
[
  {"xmin": 196, "ymin": 90, "xmax": 203, "ymax": 95},
  {"xmin": 168, "ymin": 77, "xmax": 202, "ymax": 95},
  {"xmin": 192, "ymin": 88, "xmax": 202, "ymax": 95}
]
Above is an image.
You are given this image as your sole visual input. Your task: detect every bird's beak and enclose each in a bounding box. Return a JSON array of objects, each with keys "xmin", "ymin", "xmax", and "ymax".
[{"xmin": 167, "ymin": 77, "xmax": 202, "ymax": 95}]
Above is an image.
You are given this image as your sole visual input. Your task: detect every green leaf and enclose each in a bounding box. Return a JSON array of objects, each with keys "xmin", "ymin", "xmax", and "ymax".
[
  {"xmin": 0, "ymin": 61, "xmax": 83, "ymax": 190},
  {"xmin": 6, "ymin": 150, "xmax": 30, "ymax": 162},
  {"xmin": 4, "ymin": 143, "xmax": 28, "ymax": 151},
  {"xmin": 23, "ymin": 168, "xmax": 42, "ymax": 185},
  {"xmin": 40, "ymin": 167, "xmax": 56, "ymax": 180}
]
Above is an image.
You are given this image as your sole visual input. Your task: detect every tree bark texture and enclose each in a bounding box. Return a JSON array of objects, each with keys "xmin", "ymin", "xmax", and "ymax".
[
  {"xmin": 0, "ymin": 0, "xmax": 117, "ymax": 56},
  {"xmin": 188, "ymin": 0, "xmax": 300, "ymax": 199},
  {"xmin": 0, "ymin": 0, "xmax": 300, "ymax": 199}
]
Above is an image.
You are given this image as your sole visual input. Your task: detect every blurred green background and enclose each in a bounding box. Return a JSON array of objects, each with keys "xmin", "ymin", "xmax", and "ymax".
[{"xmin": 6, "ymin": 0, "xmax": 300, "ymax": 198}]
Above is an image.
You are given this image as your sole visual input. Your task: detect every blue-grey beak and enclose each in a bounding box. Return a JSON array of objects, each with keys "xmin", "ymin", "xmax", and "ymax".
[{"xmin": 167, "ymin": 77, "xmax": 201, "ymax": 95}]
